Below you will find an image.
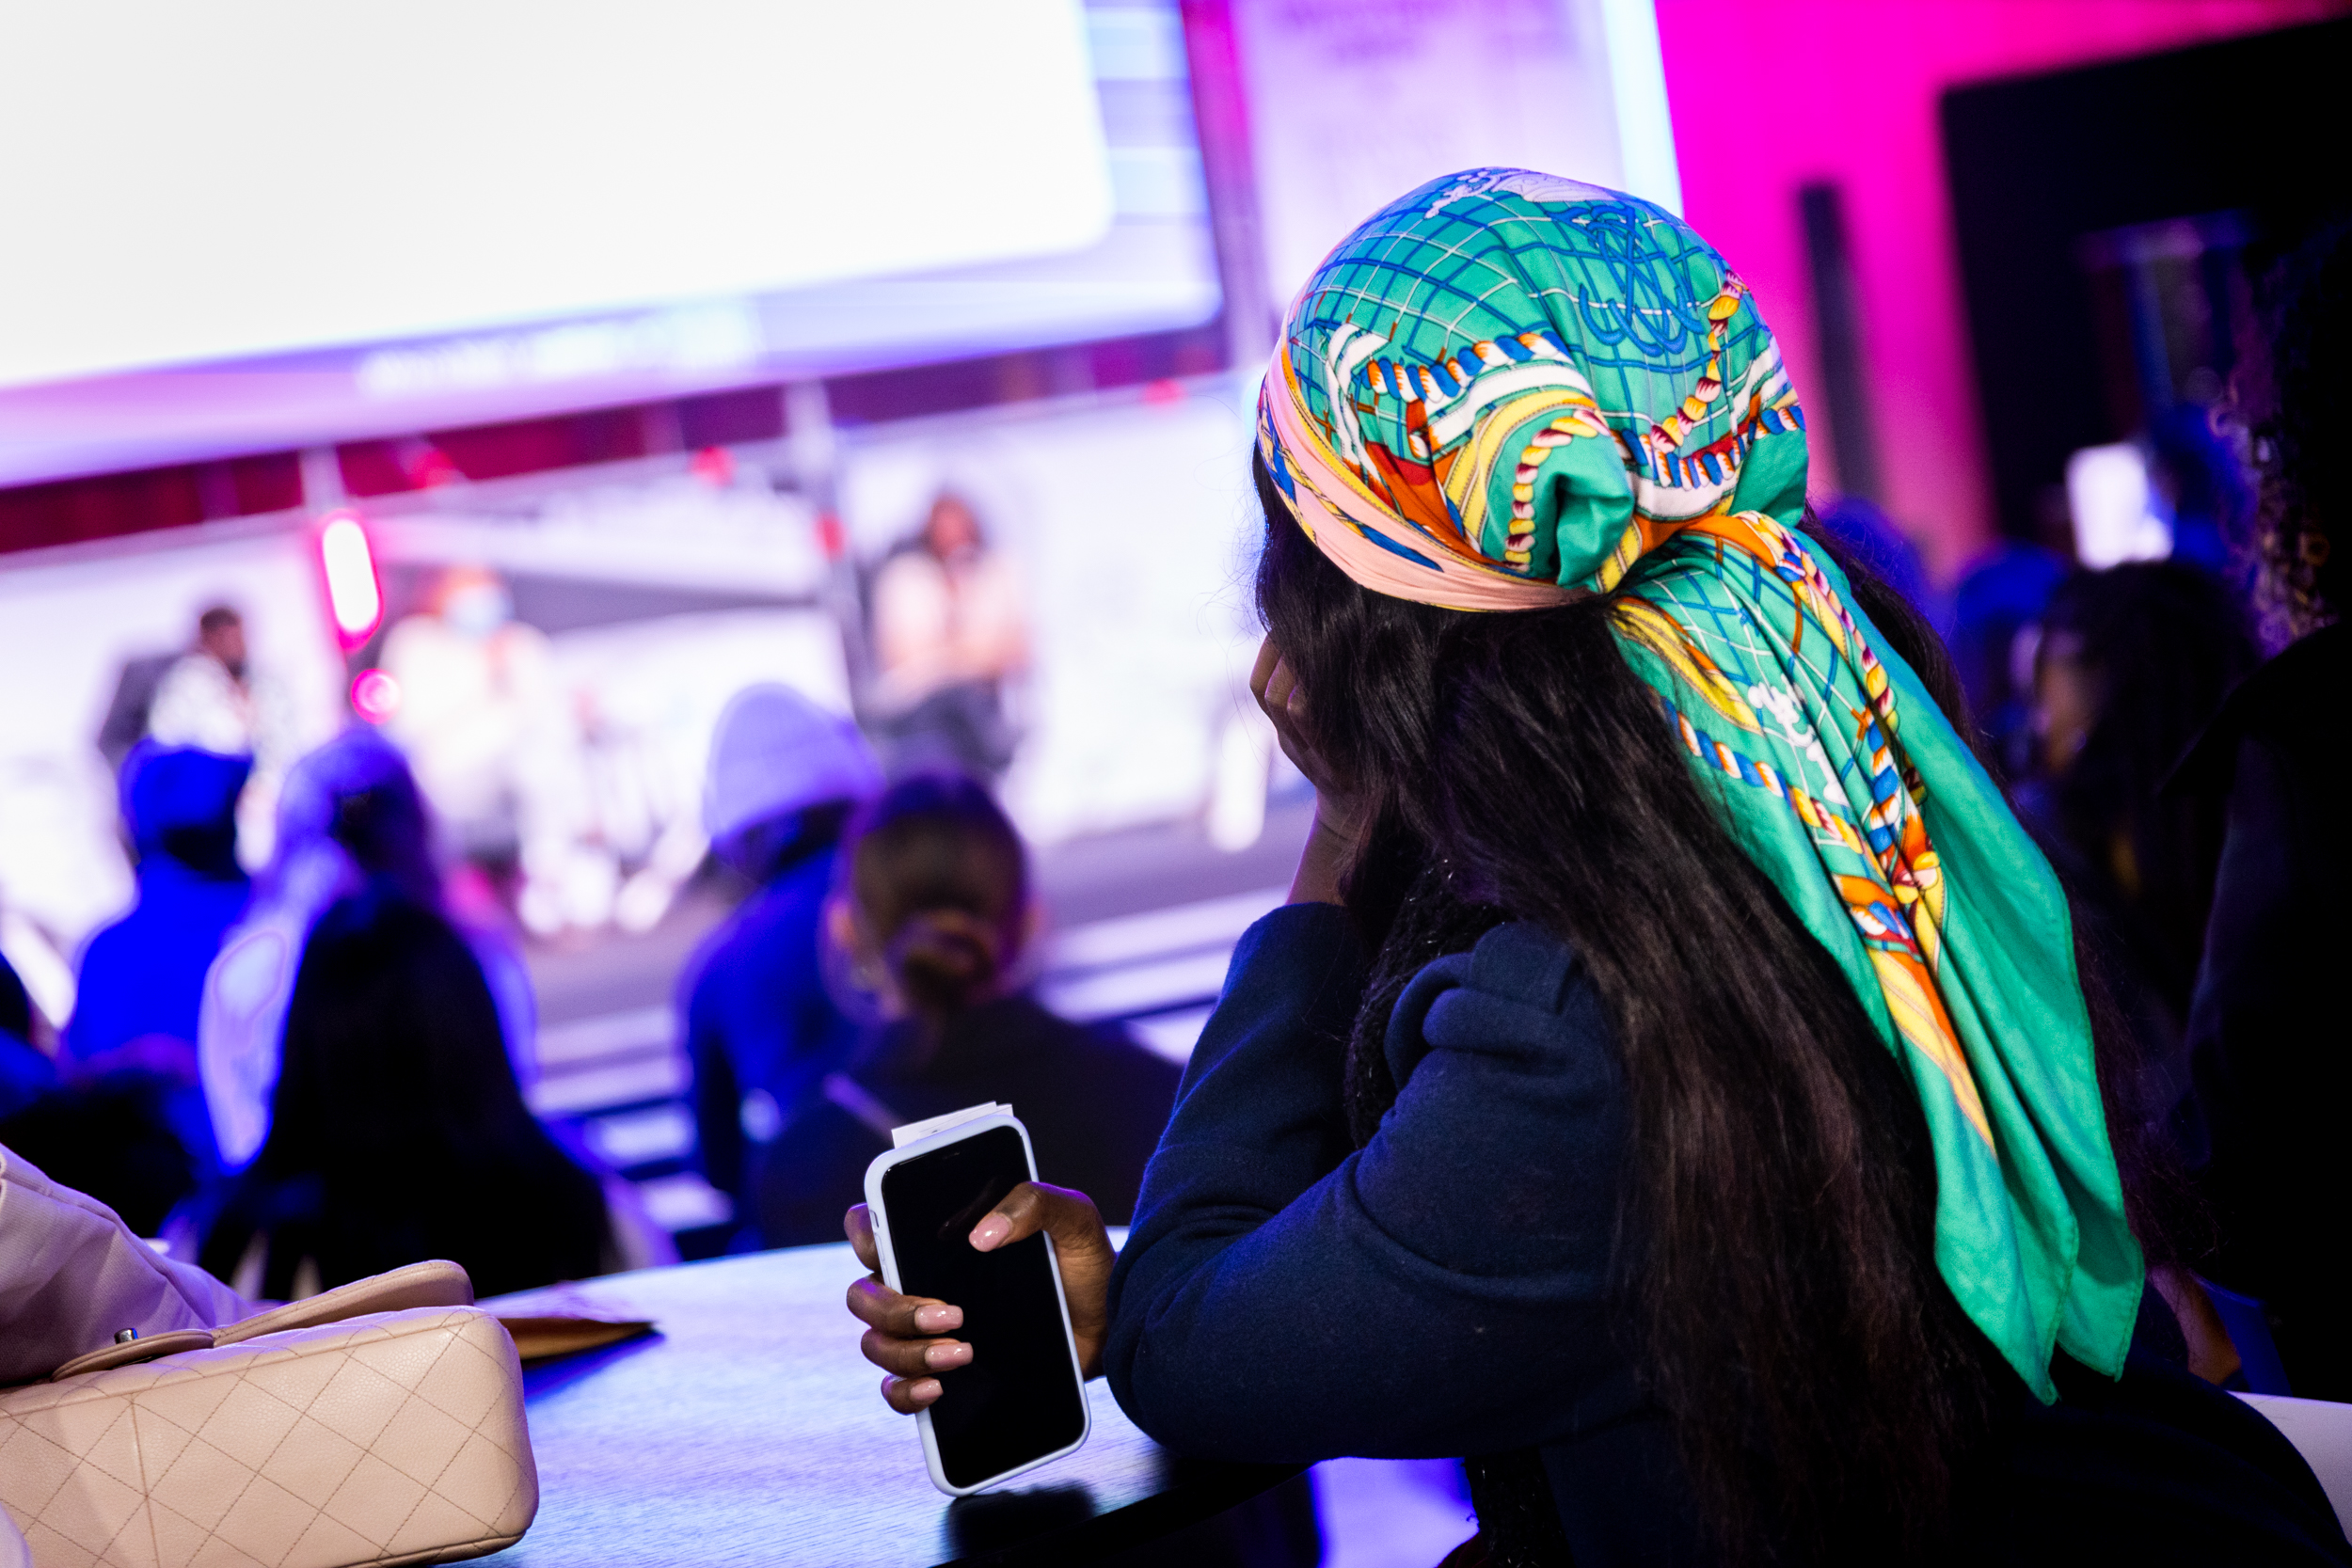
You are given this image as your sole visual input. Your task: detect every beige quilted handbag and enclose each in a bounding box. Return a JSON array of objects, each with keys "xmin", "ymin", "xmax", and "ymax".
[{"xmin": 0, "ymin": 1261, "xmax": 537, "ymax": 1568}]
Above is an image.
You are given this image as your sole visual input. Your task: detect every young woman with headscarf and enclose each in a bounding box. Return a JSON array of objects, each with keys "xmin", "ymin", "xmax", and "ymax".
[{"xmin": 845, "ymin": 174, "xmax": 2345, "ymax": 1565}]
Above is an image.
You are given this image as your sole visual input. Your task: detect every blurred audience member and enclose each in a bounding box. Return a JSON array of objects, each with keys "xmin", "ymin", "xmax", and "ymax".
[
  {"xmin": 148, "ymin": 606, "xmax": 259, "ymax": 757},
  {"xmin": 0, "ymin": 953, "xmax": 56, "ymax": 1120},
  {"xmin": 96, "ymin": 603, "xmax": 257, "ymax": 776},
  {"xmin": 2147, "ymin": 402, "xmax": 2256, "ymax": 580},
  {"xmin": 6, "ymin": 913, "xmax": 192, "ymax": 1243},
  {"xmin": 756, "ymin": 774, "xmax": 1176, "ymax": 1246},
  {"xmin": 681, "ymin": 686, "xmax": 881, "ymax": 1249},
  {"xmin": 146, "ymin": 604, "xmax": 303, "ymax": 866},
  {"xmin": 200, "ymin": 881, "xmax": 662, "ymax": 1299},
  {"xmin": 1952, "ymin": 540, "xmax": 2068, "ymax": 773},
  {"xmin": 867, "ymin": 494, "xmax": 1027, "ymax": 780},
  {"xmin": 95, "ymin": 652, "xmax": 179, "ymax": 777},
  {"xmin": 199, "ymin": 728, "xmax": 537, "ymax": 1172},
  {"xmin": 2172, "ymin": 221, "xmax": 2350, "ymax": 1398},
  {"xmin": 381, "ymin": 565, "xmax": 612, "ymax": 936},
  {"xmin": 65, "ymin": 742, "xmax": 254, "ymax": 1172},
  {"xmin": 3, "ymin": 772, "xmax": 218, "ymax": 1238},
  {"xmin": 1810, "ymin": 496, "xmax": 1954, "ymax": 645},
  {"xmin": 2019, "ymin": 563, "xmax": 2258, "ymax": 1036},
  {"xmin": 0, "ymin": 1078, "xmax": 197, "ymax": 1241}
]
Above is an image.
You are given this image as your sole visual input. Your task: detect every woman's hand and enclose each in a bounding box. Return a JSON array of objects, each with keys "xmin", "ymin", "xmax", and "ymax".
[
  {"xmin": 844, "ymin": 1182, "xmax": 1116, "ymax": 1415},
  {"xmin": 1251, "ymin": 636, "xmax": 1362, "ymax": 906}
]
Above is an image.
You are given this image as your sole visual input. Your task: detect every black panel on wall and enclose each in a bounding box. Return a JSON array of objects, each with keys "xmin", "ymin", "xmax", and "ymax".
[{"xmin": 1942, "ymin": 17, "xmax": 2352, "ymax": 543}]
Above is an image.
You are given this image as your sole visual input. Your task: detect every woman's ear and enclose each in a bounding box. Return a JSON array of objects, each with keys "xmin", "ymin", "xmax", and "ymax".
[
  {"xmin": 825, "ymin": 894, "xmax": 898, "ymax": 1014},
  {"xmin": 824, "ymin": 895, "xmax": 866, "ymax": 968}
]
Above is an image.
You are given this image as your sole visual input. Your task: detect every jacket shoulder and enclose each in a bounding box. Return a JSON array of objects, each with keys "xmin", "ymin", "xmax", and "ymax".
[{"xmin": 2173, "ymin": 622, "xmax": 2348, "ymax": 799}]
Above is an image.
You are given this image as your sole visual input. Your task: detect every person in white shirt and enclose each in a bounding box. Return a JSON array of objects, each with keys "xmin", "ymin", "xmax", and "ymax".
[
  {"xmin": 866, "ymin": 494, "xmax": 1028, "ymax": 779},
  {"xmin": 378, "ymin": 566, "xmax": 612, "ymax": 935},
  {"xmin": 147, "ymin": 605, "xmax": 301, "ymax": 866}
]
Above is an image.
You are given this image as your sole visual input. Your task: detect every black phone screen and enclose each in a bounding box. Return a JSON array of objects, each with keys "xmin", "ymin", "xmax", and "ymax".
[{"xmin": 880, "ymin": 1125, "xmax": 1088, "ymax": 1490}]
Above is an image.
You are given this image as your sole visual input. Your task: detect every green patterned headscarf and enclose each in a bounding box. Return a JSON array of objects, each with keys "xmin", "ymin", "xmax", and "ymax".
[{"xmin": 1258, "ymin": 168, "xmax": 2140, "ymax": 1400}]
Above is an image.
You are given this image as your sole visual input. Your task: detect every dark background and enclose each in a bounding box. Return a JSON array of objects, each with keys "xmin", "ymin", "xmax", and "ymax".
[{"xmin": 1943, "ymin": 16, "xmax": 2352, "ymax": 543}]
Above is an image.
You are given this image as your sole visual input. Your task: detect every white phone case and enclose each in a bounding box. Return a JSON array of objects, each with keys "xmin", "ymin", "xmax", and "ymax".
[{"xmin": 862, "ymin": 1110, "xmax": 1092, "ymax": 1497}]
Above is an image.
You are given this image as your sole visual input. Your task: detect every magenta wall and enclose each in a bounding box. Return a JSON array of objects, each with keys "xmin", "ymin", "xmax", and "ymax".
[{"xmin": 1655, "ymin": 0, "xmax": 2349, "ymax": 580}]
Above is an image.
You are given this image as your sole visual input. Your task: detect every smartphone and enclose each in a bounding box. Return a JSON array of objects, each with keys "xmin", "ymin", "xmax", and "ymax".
[{"xmin": 863, "ymin": 1111, "xmax": 1091, "ymax": 1496}]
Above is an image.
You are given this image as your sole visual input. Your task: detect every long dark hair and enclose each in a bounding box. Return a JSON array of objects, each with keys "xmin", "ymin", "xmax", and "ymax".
[
  {"xmin": 2035, "ymin": 562, "xmax": 2258, "ymax": 1016},
  {"xmin": 2249, "ymin": 220, "xmax": 2348, "ymax": 640},
  {"xmin": 1254, "ymin": 454, "xmax": 2146, "ymax": 1561},
  {"xmin": 845, "ymin": 774, "xmax": 1028, "ymax": 1032},
  {"xmin": 326, "ymin": 766, "xmax": 439, "ymax": 910},
  {"xmin": 205, "ymin": 882, "xmax": 607, "ymax": 1298}
]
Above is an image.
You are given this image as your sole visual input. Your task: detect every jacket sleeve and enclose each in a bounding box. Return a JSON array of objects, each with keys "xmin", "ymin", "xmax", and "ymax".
[
  {"xmin": 685, "ymin": 975, "xmax": 746, "ymax": 1207},
  {"xmin": 0, "ymin": 1142, "xmax": 255, "ymax": 1383},
  {"xmin": 2186, "ymin": 732, "xmax": 2340, "ymax": 1304},
  {"xmin": 1104, "ymin": 910, "xmax": 1639, "ymax": 1464}
]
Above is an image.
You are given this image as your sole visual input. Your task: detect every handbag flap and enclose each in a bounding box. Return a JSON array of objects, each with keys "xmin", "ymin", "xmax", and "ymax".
[
  {"xmin": 39, "ymin": 1259, "xmax": 476, "ymax": 1383},
  {"xmin": 47, "ymin": 1328, "xmax": 217, "ymax": 1382},
  {"xmin": 212, "ymin": 1259, "xmax": 473, "ymax": 1346}
]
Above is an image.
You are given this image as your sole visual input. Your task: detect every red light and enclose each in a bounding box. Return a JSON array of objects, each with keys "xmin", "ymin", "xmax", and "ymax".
[
  {"xmin": 815, "ymin": 512, "xmax": 846, "ymax": 562},
  {"xmin": 319, "ymin": 512, "xmax": 381, "ymax": 646},
  {"xmin": 350, "ymin": 668, "xmax": 402, "ymax": 723},
  {"xmin": 411, "ymin": 449, "xmax": 461, "ymax": 488},
  {"xmin": 691, "ymin": 446, "xmax": 735, "ymax": 486}
]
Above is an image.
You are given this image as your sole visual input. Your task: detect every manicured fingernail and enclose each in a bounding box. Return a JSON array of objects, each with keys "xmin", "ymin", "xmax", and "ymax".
[
  {"xmin": 925, "ymin": 1342, "xmax": 972, "ymax": 1370},
  {"xmin": 914, "ymin": 1304, "xmax": 962, "ymax": 1332},
  {"xmin": 970, "ymin": 1215, "xmax": 1010, "ymax": 1251},
  {"xmin": 910, "ymin": 1379, "xmax": 942, "ymax": 1404}
]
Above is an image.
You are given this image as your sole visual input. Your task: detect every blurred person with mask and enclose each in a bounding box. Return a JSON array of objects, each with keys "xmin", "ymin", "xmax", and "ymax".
[
  {"xmin": 380, "ymin": 564, "xmax": 612, "ymax": 935},
  {"xmin": 753, "ymin": 773, "xmax": 1176, "ymax": 1247},
  {"xmin": 2170, "ymin": 222, "xmax": 2351, "ymax": 1398},
  {"xmin": 199, "ymin": 728, "xmax": 539, "ymax": 1173},
  {"xmin": 866, "ymin": 493, "xmax": 1028, "ymax": 780},
  {"xmin": 199, "ymin": 872, "xmax": 668, "ymax": 1300},
  {"xmin": 679, "ymin": 686, "xmax": 880, "ymax": 1248},
  {"xmin": 63, "ymin": 742, "xmax": 254, "ymax": 1174}
]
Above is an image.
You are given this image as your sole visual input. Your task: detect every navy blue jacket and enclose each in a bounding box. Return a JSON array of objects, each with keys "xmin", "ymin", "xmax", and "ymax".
[
  {"xmin": 682, "ymin": 846, "xmax": 862, "ymax": 1227},
  {"xmin": 1105, "ymin": 904, "xmax": 1692, "ymax": 1559},
  {"xmin": 1108, "ymin": 904, "xmax": 2350, "ymax": 1564},
  {"xmin": 2179, "ymin": 623, "xmax": 2351, "ymax": 1398},
  {"xmin": 69, "ymin": 746, "xmax": 254, "ymax": 1173},
  {"xmin": 70, "ymin": 860, "xmax": 249, "ymax": 1070}
]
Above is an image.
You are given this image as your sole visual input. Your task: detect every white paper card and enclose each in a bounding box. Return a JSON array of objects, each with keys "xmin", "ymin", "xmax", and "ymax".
[{"xmin": 891, "ymin": 1102, "xmax": 1012, "ymax": 1149}]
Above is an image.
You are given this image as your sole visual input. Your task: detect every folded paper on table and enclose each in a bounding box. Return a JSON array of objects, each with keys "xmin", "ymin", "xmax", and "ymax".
[{"xmin": 499, "ymin": 1314, "xmax": 660, "ymax": 1364}]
